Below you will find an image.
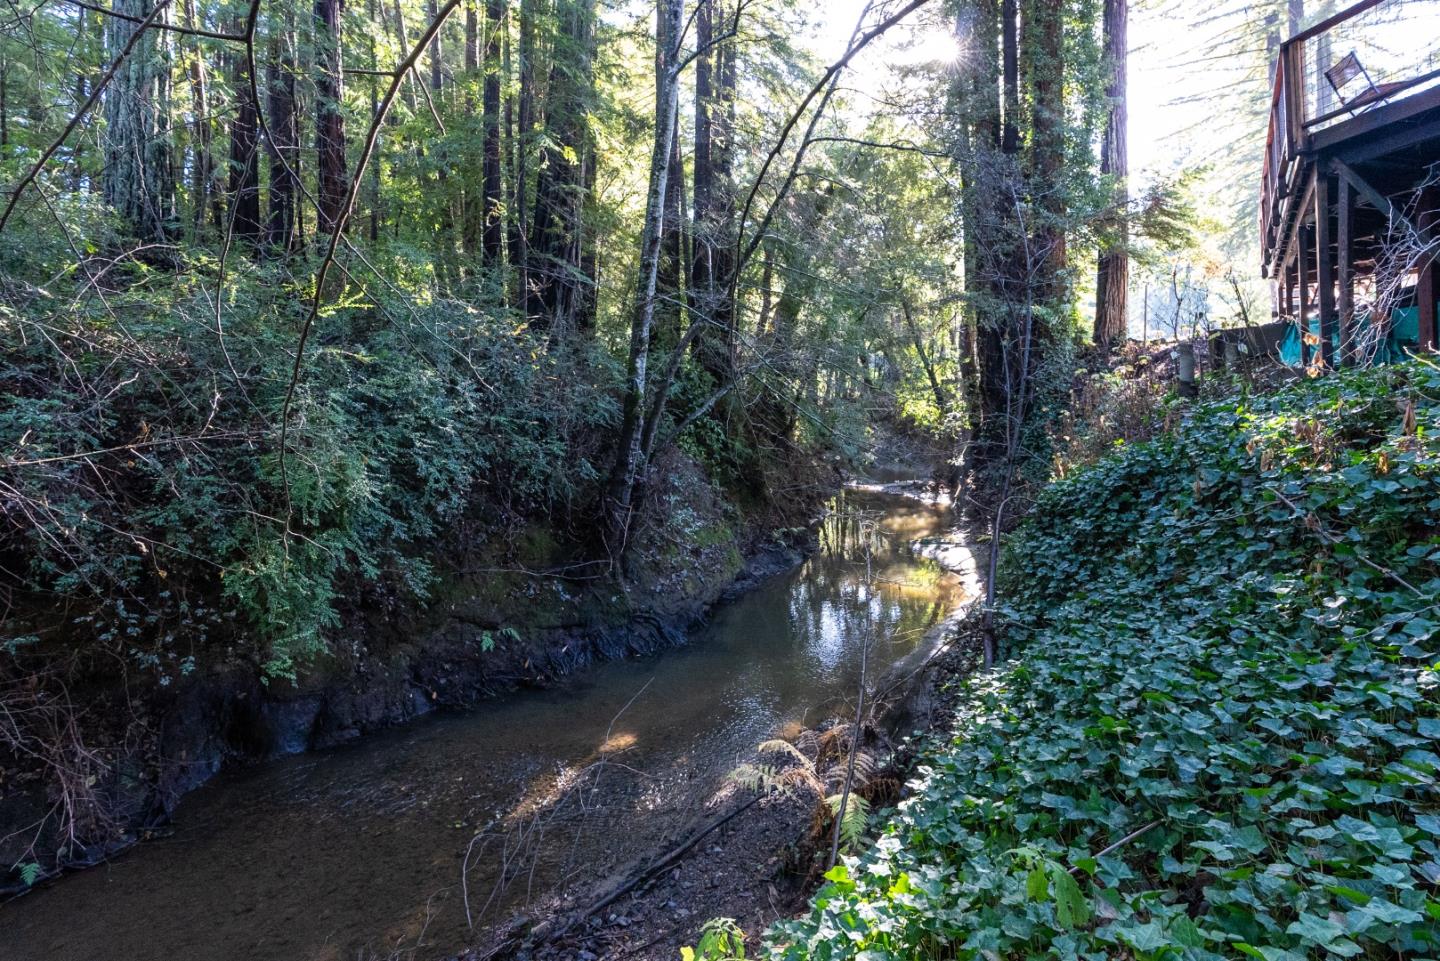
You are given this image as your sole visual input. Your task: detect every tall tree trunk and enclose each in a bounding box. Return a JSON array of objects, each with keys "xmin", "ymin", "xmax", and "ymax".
[
  {"xmin": 428, "ymin": 0, "xmax": 455, "ymax": 281},
  {"xmin": 953, "ymin": 0, "xmax": 1007, "ymax": 448},
  {"xmin": 180, "ymin": 0, "xmax": 215, "ymax": 237},
  {"xmin": 462, "ymin": 0, "xmax": 482, "ymax": 256},
  {"xmin": 1093, "ymin": 0, "xmax": 1128, "ymax": 349},
  {"xmin": 606, "ymin": 0, "xmax": 683, "ymax": 551},
  {"xmin": 482, "ymin": 0, "xmax": 506, "ymax": 267},
  {"xmin": 692, "ymin": 0, "xmax": 714, "ymax": 287},
  {"xmin": 103, "ymin": 0, "xmax": 173, "ymax": 243},
  {"xmin": 654, "ymin": 114, "xmax": 686, "ymax": 351},
  {"xmin": 266, "ymin": 29, "xmax": 300, "ymax": 252},
  {"xmin": 529, "ymin": 0, "xmax": 596, "ymax": 336},
  {"xmin": 511, "ymin": 0, "xmax": 535, "ymax": 309},
  {"xmin": 0, "ymin": 50, "xmax": 8, "ymax": 149},
  {"xmin": 1025, "ymin": 0, "xmax": 1066, "ymax": 299},
  {"xmin": 708, "ymin": 14, "xmax": 738, "ymax": 375},
  {"xmin": 428, "ymin": 0, "xmax": 445, "ymax": 92},
  {"xmin": 229, "ymin": 44, "xmax": 262, "ymax": 243},
  {"xmin": 1001, "ymin": 0, "xmax": 1019, "ymax": 153},
  {"xmin": 314, "ymin": 0, "xmax": 348, "ymax": 234},
  {"xmin": 368, "ymin": 0, "xmax": 383, "ymax": 243},
  {"xmin": 691, "ymin": 0, "xmax": 739, "ymax": 389}
]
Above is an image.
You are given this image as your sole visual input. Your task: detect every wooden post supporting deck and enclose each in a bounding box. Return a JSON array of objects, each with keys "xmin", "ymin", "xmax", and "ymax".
[
  {"xmin": 1421, "ymin": 185, "xmax": 1438, "ymax": 350},
  {"xmin": 1337, "ymin": 176, "xmax": 1354, "ymax": 366},
  {"xmin": 1298, "ymin": 227, "xmax": 1312, "ymax": 367},
  {"xmin": 1315, "ymin": 176, "xmax": 1338, "ymax": 368}
]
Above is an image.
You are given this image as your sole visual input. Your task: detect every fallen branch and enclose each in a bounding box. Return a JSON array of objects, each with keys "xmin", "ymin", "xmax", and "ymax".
[
  {"xmin": 1067, "ymin": 820, "xmax": 1161, "ymax": 876},
  {"xmin": 1270, "ymin": 487, "xmax": 1429, "ymax": 597},
  {"xmin": 523, "ymin": 794, "xmax": 762, "ymax": 949}
]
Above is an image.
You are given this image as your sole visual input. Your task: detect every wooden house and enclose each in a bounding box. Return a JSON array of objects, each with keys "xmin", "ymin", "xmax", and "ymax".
[{"xmin": 1261, "ymin": 0, "xmax": 1440, "ymax": 365}]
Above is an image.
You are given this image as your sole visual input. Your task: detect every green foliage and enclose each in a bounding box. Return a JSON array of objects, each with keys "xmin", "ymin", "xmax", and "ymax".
[
  {"xmin": 683, "ymin": 917, "xmax": 749, "ymax": 961},
  {"xmin": 1, "ymin": 272, "xmax": 619, "ymax": 677},
  {"xmin": 825, "ymin": 793, "xmax": 870, "ymax": 856},
  {"xmin": 17, "ymin": 861, "xmax": 42, "ymax": 887},
  {"xmin": 770, "ymin": 362, "xmax": 1440, "ymax": 960}
]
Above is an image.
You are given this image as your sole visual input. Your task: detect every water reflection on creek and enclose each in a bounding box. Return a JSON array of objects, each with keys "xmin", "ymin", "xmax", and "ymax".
[{"xmin": 3, "ymin": 487, "xmax": 968, "ymax": 961}]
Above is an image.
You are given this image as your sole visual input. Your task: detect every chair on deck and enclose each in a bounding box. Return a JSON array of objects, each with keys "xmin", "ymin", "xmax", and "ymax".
[{"xmin": 1326, "ymin": 50, "xmax": 1408, "ymax": 116}]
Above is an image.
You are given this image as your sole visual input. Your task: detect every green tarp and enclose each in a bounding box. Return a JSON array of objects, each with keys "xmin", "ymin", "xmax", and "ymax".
[{"xmin": 1279, "ymin": 305, "xmax": 1425, "ymax": 366}]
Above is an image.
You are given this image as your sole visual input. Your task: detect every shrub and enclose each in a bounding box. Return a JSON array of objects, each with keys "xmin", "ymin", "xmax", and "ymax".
[{"xmin": 1, "ymin": 266, "xmax": 619, "ymax": 676}]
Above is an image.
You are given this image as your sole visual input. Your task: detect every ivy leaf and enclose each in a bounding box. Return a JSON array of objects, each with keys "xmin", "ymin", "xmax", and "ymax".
[
  {"xmin": 1026, "ymin": 866, "xmax": 1049, "ymax": 902},
  {"xmin": 1050, "ymin": 866, "xmax": 1091, "ymax": 929},
  {"xmin": 1118, "ymin": 920, "xmax": 1167, "ymax": 952},
  {"xmin": 1286, "ymin": 912, "xmax": 1345, "ymax": 946}
]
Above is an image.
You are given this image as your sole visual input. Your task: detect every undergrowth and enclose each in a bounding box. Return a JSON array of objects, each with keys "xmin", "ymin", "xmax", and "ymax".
[
  {"xmin": 769, "ymin": 361, "xmax": 1440, "ymax": 959},
  {"xmin": 1, "ymin": 270, "xmax": 619, "ymax": 677}
]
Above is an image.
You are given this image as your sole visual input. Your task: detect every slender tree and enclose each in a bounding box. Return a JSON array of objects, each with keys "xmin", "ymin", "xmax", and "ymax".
[
  {"xmin": 181, "ymin": 0, "xmax": 216, "ymax": 235},
  {"xmin": 607, "ymin": 0, "xmax": 684, "ymax": 551}
]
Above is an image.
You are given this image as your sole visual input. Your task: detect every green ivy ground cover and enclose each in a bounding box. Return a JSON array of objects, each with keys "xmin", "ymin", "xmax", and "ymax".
[{"xmin": 771, "ymin": 362, "xmax": 1440, "ymax": 959}]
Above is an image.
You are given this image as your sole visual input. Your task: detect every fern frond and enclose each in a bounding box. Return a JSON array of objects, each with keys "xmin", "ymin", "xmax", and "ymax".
[
  {"xmin": 823, "ymin": 753, "xmax": 877, "ymax": 793},
  {"xmin": 728, "ymin": 763, "xmax": 780, "ymax": 794},
  {"xmin": 815, "ymin": 728, "xmax": 843, "ymax": 763},
  {"xmin": 757, "ymin": 739, "xmax": 811, "ymax": 765},
  {"xmin": 851, "ymin": 751, "xmax": 878, "ymax": 779},
  {"xmin": 794, "ymin": 729, "xmax": 820, "ymax": 757},
  {"xmin": 825, "ymin": 793, "xmax": 871, "ymax": 853},
  {"xmin": 779, "ymin": 764, "xmax": 824, "ymax": 794}
]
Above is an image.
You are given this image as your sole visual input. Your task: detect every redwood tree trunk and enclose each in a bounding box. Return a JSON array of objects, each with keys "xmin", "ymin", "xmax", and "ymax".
[
  {"xmin": 229, "ymin": 46, "xmax": 262, "ymax": 243},
  {"xmin": 1093, "ymin": 0, "xmax": 1128, "ymax": 349},
  {"xmin": 314, "ymin": 0, "xmax": 348, "ymax": 234},
  {"xmin": 691, "ymin": 0, "xmax": 738, "ymax": 389},
  {"xmin": 266, "ymin": 31, "xmax": 300, "ymax": 252},
  {"xmin": 103, "ymin": 0, "xmax": 173, "ymax": 242},
  {"xmin": 528, "ymin": 0, "xmax": 596, "ymax": 337},
  {"xmin": 481, "ymin": 0, "xmax": 505, "ymax": 267},
  {"xmin": 1025, "ymin": 0, "xmax": 1066, "ymax": 301},
  {"xmin": 462, "ymin": 0, "xmax": 481, "ymax": 256}
]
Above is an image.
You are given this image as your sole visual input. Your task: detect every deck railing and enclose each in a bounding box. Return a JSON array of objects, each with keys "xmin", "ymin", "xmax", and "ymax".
[{"xmin": 1260, "ymin": 0, "xmax": 1440, "ymax": 272}]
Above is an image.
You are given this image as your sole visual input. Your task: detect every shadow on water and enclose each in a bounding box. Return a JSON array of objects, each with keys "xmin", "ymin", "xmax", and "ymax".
[{"xmin": 2, "ymin": 488, "xmax": 969, "ymax": 961}]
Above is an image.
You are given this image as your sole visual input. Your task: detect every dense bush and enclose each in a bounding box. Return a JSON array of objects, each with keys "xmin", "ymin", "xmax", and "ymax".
[
  {"xmin": 1, "ymin": 264, "xmax": 619, "ymax": 676},
  {"xmin": 771, "ymin": 362, "xmax": 1440, "ymax": 959}
]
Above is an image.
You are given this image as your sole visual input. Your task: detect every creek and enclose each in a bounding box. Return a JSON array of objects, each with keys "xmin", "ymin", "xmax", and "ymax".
[{"xmin": 2, "ymin": 486, "xmax": 970, "ymax": 961}]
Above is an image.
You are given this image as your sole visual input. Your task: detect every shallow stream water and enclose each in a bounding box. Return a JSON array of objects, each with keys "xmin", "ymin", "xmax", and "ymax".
[{"xmin": 3, "ymin": 486, "xmax": 968, "ymax": 961}]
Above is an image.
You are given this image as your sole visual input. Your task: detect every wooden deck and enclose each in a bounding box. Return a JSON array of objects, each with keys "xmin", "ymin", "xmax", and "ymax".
[{"xmin": 1259, "ymin": 0, "xmax": 1440, "ymax": 365}]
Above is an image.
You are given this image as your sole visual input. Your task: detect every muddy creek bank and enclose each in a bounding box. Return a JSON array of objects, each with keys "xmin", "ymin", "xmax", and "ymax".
[{"xmin": 2, "ymin": 487, "xmax": 968, "ymax": 961}]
